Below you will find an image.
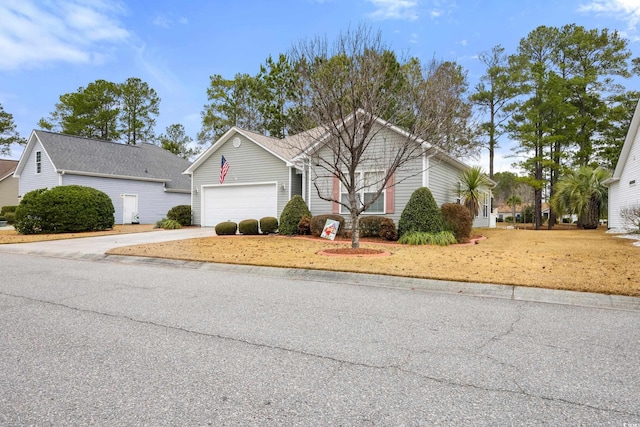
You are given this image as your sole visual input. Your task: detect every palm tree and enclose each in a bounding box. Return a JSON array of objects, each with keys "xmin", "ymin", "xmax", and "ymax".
[
  {"xmin": 506, "ymin": 194, "xmax": 522, "ymax": 226},
  {"xmin": 549, "ymin": 166, "xmax": 610, "ymax": 229},
  {"xmin": 458, "ymin": 166, "xmax": 491, "ymax": 217}
]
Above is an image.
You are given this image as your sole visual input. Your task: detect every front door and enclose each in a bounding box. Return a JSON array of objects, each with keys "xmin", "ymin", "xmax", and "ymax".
[{"xmin": 122, "ymin": 194, "xmax": 138, "ymax": 224}]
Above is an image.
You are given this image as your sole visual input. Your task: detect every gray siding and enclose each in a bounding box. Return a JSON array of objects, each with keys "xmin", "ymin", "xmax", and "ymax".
[
  {"xmin": 191, "ymin": 132, "xmax": 291, "ymax": 225},
  {"xmin": 290, "ymin": 168, "xmax": 302, "ymax": 197},
  {"xmin": 307, "ymin": 125, "xmax": 493, "ymax": 228},
  {"xmin": 62, "ymin": 174, "xmax": 189, "ymax": 224},
  {"xmin": 19, "ymin": 139, "xmax": 59, "ymax": 196},
  {"xmin": 428, "ymin": 158, "xmax": 460, "ymax": 206}
]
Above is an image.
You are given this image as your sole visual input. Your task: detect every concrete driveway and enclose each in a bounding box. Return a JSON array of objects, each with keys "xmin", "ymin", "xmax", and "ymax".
[{"xmin": 0, "ymin": 227, "xmax": 213, "ymax": 259}]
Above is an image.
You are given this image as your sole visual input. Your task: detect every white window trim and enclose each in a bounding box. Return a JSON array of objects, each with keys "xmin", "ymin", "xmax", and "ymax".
[
  {"xmin": 35, "ymin": 151, "xmax": 42, "ymax": 175},
  {"xmin": 339, "ymin": 171, "xmax": 386, "ymax": 215},
  {"xmin": 482, "ymin": 191, "xmax": 489, "ymax": 218}
]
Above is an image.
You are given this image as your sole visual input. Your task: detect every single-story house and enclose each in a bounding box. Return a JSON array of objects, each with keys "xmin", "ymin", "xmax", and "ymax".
[
  {"xmin": 604, "ymin": 98, "xmax": 640, "ymax": 232},
  {"xmin": 14, "ymin": 130, "xmax": 191, "ymax": 224},
  {"xmin": 185, "ymin": 114, "xmax": 496, "ymax": 229},
  {"xmin": 0, "ymin": 159, "xmax": 19, "ymax": 210}
]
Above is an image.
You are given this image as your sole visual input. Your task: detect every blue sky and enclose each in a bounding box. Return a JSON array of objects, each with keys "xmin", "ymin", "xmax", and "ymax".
[{"xmin": 1, "ymin": 0, "xmax": 640, "ymax": 173}]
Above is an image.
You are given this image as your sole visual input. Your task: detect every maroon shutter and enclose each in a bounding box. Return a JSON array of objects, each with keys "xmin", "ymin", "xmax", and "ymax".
[
  {"xmin": 385, "ymin": 173, "xmax": 395, "ymax": 214},
  {"xmin": 332, "ymin": 176, "xmax": 340, "ymax": 214}
]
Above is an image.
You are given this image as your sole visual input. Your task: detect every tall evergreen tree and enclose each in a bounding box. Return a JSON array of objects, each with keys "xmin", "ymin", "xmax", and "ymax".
[
  {"xmin": 120, "ymin": 77, "xmax": 160, "ymax": 144},
  {"xmin": 471, "ymin": 45, "xmax": 519, "ymax": 179},
  {"xmin": 0, "ymin": 103, "xmax": 25, "ymax": 156},
  {"xmin": 198, "ymin": 73, "xmax": 262, "ymax": 144},
  {"xmin": 158, "ymin": 123, "xmax": 200, "ymax": 160}
]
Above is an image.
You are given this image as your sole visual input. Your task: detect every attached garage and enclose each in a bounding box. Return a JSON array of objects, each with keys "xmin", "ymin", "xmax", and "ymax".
[{"xmin": 201, "ymin": 183, "xmax": 278, "ymax": 227}]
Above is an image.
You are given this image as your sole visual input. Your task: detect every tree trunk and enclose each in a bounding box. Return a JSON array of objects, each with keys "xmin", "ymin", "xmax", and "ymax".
[
  {"xmin": 583, "ymin": 195, "xmax": 599, "ymax": 230},
  {"xmin": 351, "ymin": 212, "xmax": 360, "ymax": 249}
]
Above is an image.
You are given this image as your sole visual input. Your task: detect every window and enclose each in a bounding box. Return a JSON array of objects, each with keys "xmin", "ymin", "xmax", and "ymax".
[
  {"xmin": 35, "ymin": 151, "xmax": 41, "ymax": 174},
  {"xmin": 482, "ymin": 192, "xmax": 489, "ymax": 218},
  {"xmin": 340, "ymin": 171, "xmax": 385, "ymax": 214}
]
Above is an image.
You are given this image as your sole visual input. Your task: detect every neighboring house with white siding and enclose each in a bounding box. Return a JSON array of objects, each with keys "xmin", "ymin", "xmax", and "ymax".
[
  {"xmin": 0, "ymin": 159, "xmax": 19, "ymax": 210},
  {"xmin": 186, "ymin": 113, "xmax": 495, "ymax": 229},
  {"xmin": 14, "ymin": 131, "xmax": 191, "ymax": 224},
  {"xmin": 604, "ymin": 98, "xmax": 640, "ymax": 232}
]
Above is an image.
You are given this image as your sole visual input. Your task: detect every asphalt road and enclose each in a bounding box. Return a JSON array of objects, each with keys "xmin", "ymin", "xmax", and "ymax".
[{"xmin": 0, "ymin": 252, "xmax": 639, "ymax": 426}]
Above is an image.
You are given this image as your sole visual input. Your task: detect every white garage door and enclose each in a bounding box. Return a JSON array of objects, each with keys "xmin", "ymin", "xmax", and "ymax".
[{"xmin": 202, "ymin": 183, "xmax": 277, "ymax": 227}]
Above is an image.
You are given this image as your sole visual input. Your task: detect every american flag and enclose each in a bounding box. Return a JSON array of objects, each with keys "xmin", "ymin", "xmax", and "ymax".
[{"xmin": 220, "ymin": 155, "xmax": 230, "ymax": 184}]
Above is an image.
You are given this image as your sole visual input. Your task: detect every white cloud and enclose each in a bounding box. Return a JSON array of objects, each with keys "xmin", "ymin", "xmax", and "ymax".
[
  {"xmin": 153, "ymin": 14, "xmax": 189, "ymax": 28},
  {"xmin": 578, "ymin": 0, "xmax": 640, "ymax": 29},
  {"xmin": 0, "ymin": 0, "xmax": 129, "ymax": 70},
  {"xmin": 367, "ymin": 0, "xmax": 419, "ymax": 21}
]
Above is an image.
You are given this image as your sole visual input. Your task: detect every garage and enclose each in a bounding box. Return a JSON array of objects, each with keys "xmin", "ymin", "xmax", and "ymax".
[{"xmin": 201, "ymin": 183, "xmax": 278, "ymax": 227}]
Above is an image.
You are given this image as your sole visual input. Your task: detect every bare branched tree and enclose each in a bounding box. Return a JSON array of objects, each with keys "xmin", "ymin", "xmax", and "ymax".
[
  {"xmin": 620, "ymin": 204, "xmax": 640, "ymax": 233},
  {"xmin": 286, "ymin": 25, "xmax": 479, "ymax": 248}
]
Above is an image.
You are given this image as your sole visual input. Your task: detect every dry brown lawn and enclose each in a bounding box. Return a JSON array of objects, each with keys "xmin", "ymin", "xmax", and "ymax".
[
  {"xmin": 106, "ymin": 227, "xmax": 640, "ymax": 297},
  {"xmin": 0, "ymin": 224, "xmax": 156, "ymax": 243}
]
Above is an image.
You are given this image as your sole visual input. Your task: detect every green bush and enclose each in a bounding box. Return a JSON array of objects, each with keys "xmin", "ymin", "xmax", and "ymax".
[
  {"xmin": 160, "ymin": 219, "xmax": 182, "ymax": 229},
  {"xmin": 167, "ymin": 205, "xmax": 191, "ymax": 226},
  {"xmin": 359, "ymin": 216, "xmax": 384, "ymax": 237},
  {"xmin": 154, "ymin": 217, "xmax": 168, "ymax": 228},
  {"xmin": 215, "ymin": 221, "xmax": 237, "ymax": 235},
  {"xmin": 279, "ymin": 195, "xmax": 311, "ymax": 235},
  {"xmin": 379, "ymin": 217, "xmax": 398, "ymax": 241},
  {"xmin": 14, "ymin": 186, "xmax": 114, "ymax": 234},
  {"xmin": 310, "ymin": 214, "xmax": 345, "ymax": 236},
  {"xmin": 397, "ymin": 187, "xmax": 445, "ymax": 239},
  {"xmin": 522, "ymin": 205, "xmax": 534, "ymax": 223},
  {"xmin": 0, "ymin": 205, "xmax": 17, "ymax": 215},
  {"xmin": 3, "ymin": 212, "xmax": 15, "ymax": 224},
  {"xmin": 441, "ymin": 203, "xmax": 473, "ymax": 243},
  {"xmin": 239, "ymin": 219, "xmax": 259, "ymax": 235},
  {"xmin": 398, "ymin": 231, "xmax": 457, "ymax": 246},
  {"xmin": 298, "ymin": 215, "xmax": 311, "ymax": 235},
  {"xmin": 259, "ymin": 216, "xmax": 278, "ymax": 234}
]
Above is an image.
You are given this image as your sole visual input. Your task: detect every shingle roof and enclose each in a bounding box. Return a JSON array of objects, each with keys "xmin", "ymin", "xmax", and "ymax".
[
  {"xmin": 34, "ymin": 131, "xmax": 191, "ymax": 191},
  {"xmin": 240, "ymin": 128, "xmax": 303, "ymax": 161},
  {"xmin": 0, "ymin": 159, "xmax": 18, "ymax": 180}
]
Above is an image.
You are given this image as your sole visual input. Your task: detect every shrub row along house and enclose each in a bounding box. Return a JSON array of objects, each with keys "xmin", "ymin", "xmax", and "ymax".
[
  {"xmin": 12, "ymin": 113, "xmax": 496, "ymax": 229},
  {"xmin": 185, "ymin": 114, "xmax": 496, "ymax": 229}
]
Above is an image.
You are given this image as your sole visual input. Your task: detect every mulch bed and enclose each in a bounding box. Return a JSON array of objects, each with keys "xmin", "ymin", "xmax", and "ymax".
[{"xmin": 317, "ymin": 247, "xmax": 392, "ymax": 257}]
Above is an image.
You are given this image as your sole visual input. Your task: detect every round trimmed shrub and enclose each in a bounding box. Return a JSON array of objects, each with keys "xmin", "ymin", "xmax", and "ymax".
[
  {"xmin": 441, "ymin": 203, "xmax": 473, "ymax": 243},
  {"xmin": 238, "ymin": 219, "xmax": 259, "ymax": 235},
  {"xmin": 14, "ymin": 186, "xmax": 114, "ymax": 234},
  {"xmin": 215, "ymin": 221, "xmax": 237, "ymax": 235},
  {"xmin": 310, "ymin": 214, "xmax": 345, "ymax": 236},
  {"xmin": 167, "ymin": 205, "xmax": 191, "ymax": 226},
  {"xmin": 259, "ymin": 216, "xmax": 278, "ymax": 234},
  {"xmin": 279, "ymin": 195, "xmax": 311, "ymax": 235},
  {"xmin": 397, "ymin": 187, "xmax": 445, "ymax": 239}
]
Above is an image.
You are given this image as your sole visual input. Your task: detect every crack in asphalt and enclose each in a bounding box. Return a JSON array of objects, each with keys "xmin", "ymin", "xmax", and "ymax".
[{"xmin": 3, "ymin": 290, "xmax": 639, "ymax": 419}]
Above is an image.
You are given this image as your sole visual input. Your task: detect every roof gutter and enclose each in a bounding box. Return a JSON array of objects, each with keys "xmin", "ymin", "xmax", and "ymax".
[{"xmin": 58, "ymin": 169, "xmax": 170, "ymax": 183}]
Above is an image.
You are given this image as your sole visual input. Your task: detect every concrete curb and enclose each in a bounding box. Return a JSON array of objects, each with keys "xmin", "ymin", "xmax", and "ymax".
[{"xmin": 103, "ymin": 254, "xmax": 640, "ymax": 312}]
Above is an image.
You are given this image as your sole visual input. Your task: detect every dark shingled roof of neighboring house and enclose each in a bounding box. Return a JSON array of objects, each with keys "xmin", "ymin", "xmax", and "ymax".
[
  {"xmin": 0, "ymin": 159, "xmax": 18, "ymax": 181},
  {"xmin": 32, "ymin": 131, "xmax": 191, "ymax": 191}
]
